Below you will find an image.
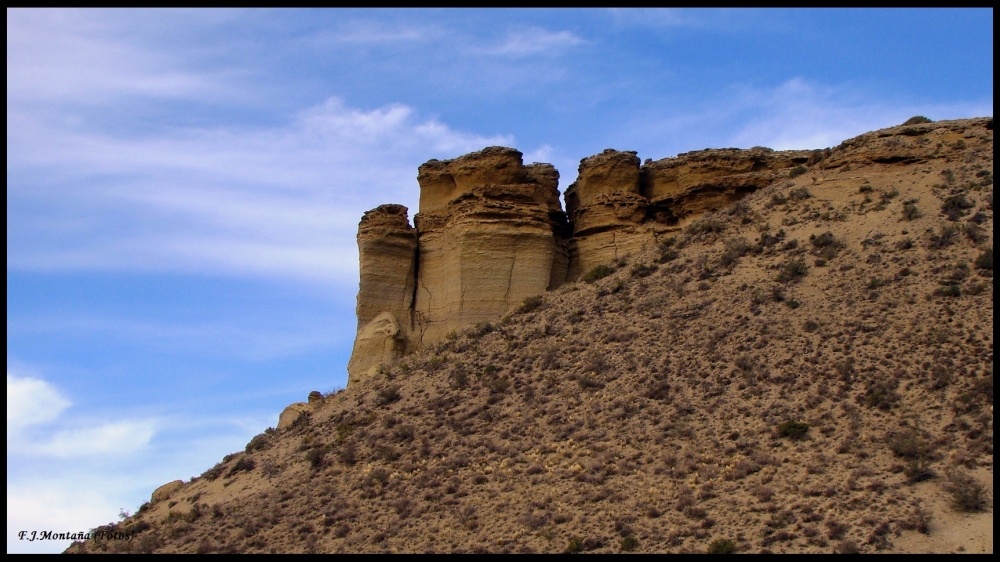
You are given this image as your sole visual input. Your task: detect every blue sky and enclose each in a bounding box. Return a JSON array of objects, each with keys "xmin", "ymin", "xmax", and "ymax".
[{"xmin": 6, "ymin": 8, "xmax": 993, "ymax": 553}]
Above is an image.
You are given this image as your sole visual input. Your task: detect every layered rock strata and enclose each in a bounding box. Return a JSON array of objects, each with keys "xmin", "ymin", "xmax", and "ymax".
[
  {"xmin": 349, "ymin": 144, "xmax": 815, "ymax": 383},
  {"xmin": 564, "ymin": 147, "xmax": 814, "ymax": 279}
]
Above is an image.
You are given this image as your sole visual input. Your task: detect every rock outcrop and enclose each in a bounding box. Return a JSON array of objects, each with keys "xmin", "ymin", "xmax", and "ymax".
[
  {"xmin": 347, "ymin": 204, "xmax": 417, "ymax": 380},
  {"xmin": 348, "ymin": 144, "xmax": 828, "ymax": 383},
  {"xmin": 412, "ymin": 148, "xmax": 568, "ymax": 350},
  {"xmin": 564, "ymin": 147, "xmax": 814, "ymax": 279},
  {"xmin": 150, "ymin": 480, "xmax": 184, "ymax": 504}
]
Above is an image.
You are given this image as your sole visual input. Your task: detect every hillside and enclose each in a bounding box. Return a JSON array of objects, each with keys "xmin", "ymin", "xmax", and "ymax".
[{"xmin": 68, "ymin": 117, "xmax": 992, "ymax": 554}]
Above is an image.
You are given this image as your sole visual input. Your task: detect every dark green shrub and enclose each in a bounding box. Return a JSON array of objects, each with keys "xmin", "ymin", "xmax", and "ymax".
[
  {"xmin": 201, "ymin": 462, "xmax": 226, "ymax": 482},
  {"xmin": 488, "ymin": 376, "xmax": 511, "ymax": 394},
  {"xmin": 941, "ymin": 193, "xmax": 974, "ymax": 221},
  {"xmin": 226, "ymin": 456, "xmax": 255, "ymax": 476},
  {"xmin": 565, "ymin": 537, "xmax": 585, "ymax": 554},
  {"xmin": 902, "ymin": 116, "xmax": 932, "ymax": 125},
  {"xmin": 776, "ymin": 258, "xmax": 808, "ymax": 282},
  {"xmin": 620, "ymin": 536, "xmax": 639, "ymax": 552},
  {"xmin": 517, "ymin": 295, "xmax": 543, "ymax": 314},
  {"xmin": 631, "ymin": 263, "xmax": 658, "ymax": 278},
  {"xmin": 901, "ymin": 198, "xmax": 922, "ymax": 221},
  {"xmin": 974, "ymin": 247, "xmax": 993, "ymax": 271},
  {"xmin": 305, "ymin": 447, "xmax": 326, "ymax": 469},
  {"xmin": 245, "ymin": 434, "xmax": 268, "ymax": 454},
  {"xmin": 927, "ymin": 224, "xmax": 958, "ymax": 249},
  {"xmin": 858, "ymin": 184, "xmax": 874, "ymax": 194},
  {"xmin": 777, "ymin": 420, "xmax": 809, "ymax": 440},
  {"xmin": 789, "ymin": 187, "xmax": 812, "ymax": 200},
  {"xmin": 469, "ymin": 322, "xmax": 495, "ymax": 339},
  {"xmin": 376, "ymin": 384, "xmax": 401, "ymax": 406},
  {"xmin": 789, "ymin": 165, "xmax": 808, "ymax": 179},
  {"xmin": 707, "ymin": 538, "xmax": 738, "ymax": 554},
  {"xmin": 584, "ymin": 264, "xmax": 615, "ymax": 283},
  {"xmin": 933, "ymin": 285, "xmax": 961, "ymax": 298}
]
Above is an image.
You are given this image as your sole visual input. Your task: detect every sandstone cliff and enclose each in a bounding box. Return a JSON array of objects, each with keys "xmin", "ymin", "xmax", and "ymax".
[{"xmin": 349, "ymin": 144, "xmax": 819, "ymax": 382}]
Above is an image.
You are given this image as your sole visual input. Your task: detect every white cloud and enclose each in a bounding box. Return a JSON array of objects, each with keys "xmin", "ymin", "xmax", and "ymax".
[
  {"xmin": 33, "ymin": 421, "xmax": 155, "ymax": 459},
  {"xmin": 7, "ymin": 95, "xmax": 514, "ymax": 286},
  {"xmin": 727, "ymin": 78, "xmax": 994, "ymax": 150},
  {"xmin": 7, "ymin": 373, "xmax": 71, "ymax": 431},
  {"xmin": 6, "ymin": 9, "xmax": 227, "ymax": 105},
  {"xmin": 477, "ymin": 27, "xmax": 584, "ymax": 57},
  {"xmin": 7, "ymin": 371, "xmax": 156, "ymax": 459}
]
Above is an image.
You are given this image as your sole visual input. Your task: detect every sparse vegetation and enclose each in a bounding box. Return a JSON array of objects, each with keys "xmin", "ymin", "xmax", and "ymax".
[
  {"xmin": 788, "ymin": 165, "xmax": 807, "ymax": 179},
  {"xmin": 74, "ymin": 118, "xmax": 995, "ymax": 555},
  {"xmin": 777, "ymin": 420, "xmax": 809, "ymax": 440},
  {"xmin": 902, "ymin": 116, "xmax": 933, "ymax": 125},
  {"xmin": 946, "ymin": 470, "xmax": 989, "ymax": 512},
  {"xmin": 583, "ymin": 264, "xmax": 614, "ymax": 283},
  {"xmin": 517, "ymin": 295, "xmax": 543, "ymax": 314},
  {"xmin": 707, "ymin": 538, "xmax": 738, "ymax": 554}
]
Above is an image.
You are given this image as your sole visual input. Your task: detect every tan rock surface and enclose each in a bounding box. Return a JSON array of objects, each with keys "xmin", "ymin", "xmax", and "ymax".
[
  {"xmin": 276, "ymin": 402, "xmax": 311, "ymax": 430},
  {"xmin": 347, "ymin": 205, "xmax": 417, "ymax": 384},
  {"xmin": 413, "ymin": 150, "xmax": 568, "ymax": 347},
  {"xmin": 150, "ymin": 480, "xmax": 183, "ymax": 504}
]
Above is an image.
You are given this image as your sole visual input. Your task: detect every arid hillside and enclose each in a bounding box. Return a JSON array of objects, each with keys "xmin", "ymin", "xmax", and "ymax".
[{"xmin": 68, "ymin": 117, "xmax": 992, "ymax": 554}]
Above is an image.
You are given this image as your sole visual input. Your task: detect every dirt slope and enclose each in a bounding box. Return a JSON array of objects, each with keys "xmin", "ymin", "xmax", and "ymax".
[{"xmin": 68, "ymin": 117, "xmax": 993, "ymax": 554}]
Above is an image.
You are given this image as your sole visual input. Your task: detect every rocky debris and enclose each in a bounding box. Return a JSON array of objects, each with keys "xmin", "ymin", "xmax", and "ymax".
[{"xmin": 150, "ymin": 480, "xmax": 183, "ymax": 504}]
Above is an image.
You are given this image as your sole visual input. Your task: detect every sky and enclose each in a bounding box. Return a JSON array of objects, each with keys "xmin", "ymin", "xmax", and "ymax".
[{"xmin": 6, "ymin": 8, "xmax": 993, "ymax": 553}]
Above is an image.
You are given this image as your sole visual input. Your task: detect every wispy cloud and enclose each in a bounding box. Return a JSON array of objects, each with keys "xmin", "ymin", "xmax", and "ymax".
[
  {"xmin": 7, "ymin": 372, "xmax": 155, "ymax": 458},
  {"xmin": 7, "ymin": 373, "xmax": 71, "ymax": 431},
  {"xmin": 726, "ymin": 78, "xmax": 994, "ymax": 150},
  {"xmin": 8, "ymin": 96, "xmax": 513, "ymax": 286},
  {"xmin": 6, "ymin": 9, "xmax": 229, "ymax": 105},
  {"xmin": 476, "ymin": 27, "xmax": 584, "ymax": 58}
]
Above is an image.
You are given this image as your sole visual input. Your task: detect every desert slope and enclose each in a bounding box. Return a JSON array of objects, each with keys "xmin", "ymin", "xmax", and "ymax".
[{"xmin": 68, "ymin": 117, "xmax": 992, "ymax": 554}]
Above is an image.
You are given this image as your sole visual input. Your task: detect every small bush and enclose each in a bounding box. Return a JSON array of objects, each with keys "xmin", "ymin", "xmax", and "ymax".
[
  {"xmin": 777, "ymin": 420, "xmax": 809, "ymax": 440},
  {"xmin": 565, "ymin": 537, "xmax": 585, "ymax": 554},
  {"xmin": 686, "ymin": 216, "xmax": 727, "ymax": 236},
  {"xmin": 886, "ymin": 428, "xmax": 931, "ymax": 460},
  {"xmin": 904, "ymin": 459, "xmax": 936, "ymax": 484},
  {"xmin": 974, "ymin": 247, "xmax": 993, "ymax": 271},
  {"xmin": 469, "ymin": 322, "xmax": 495, "ymax": 339},
  {"xmin": 620, "ymin": 535, "xmax": 639, "ymax": 552},
  {"xmin": 901, "ymin": 198, "xmax": 922, "ymax": 221},
  {"xmin": 584, "ymin": 264, "xmax": 615, "ymax": 283},
  {"xmin": 517, "ymin": 295, "xmax": 543, "ymax": 314},
  {"xmin": 946, "ymin": 470, "xmax": 989, "ymax": 512},
  {"xmin": 376, "ymin": 384, "xmax": 401, "ymax": 406},
  {"xmin": 245, "ymin": 433, "xmax": 268, "ymax": 454},
  {"xmin": 902, "ymin": 116, "xmax": 932, "ymax": 125},
  {"xmin": 858, "ymin": 184, "xmax": 874, "ymax": 194},
  {"xmin": 789, "ymin": 186, "xmax": 812, "ymax": 200},
  {"xmin": 789, "ymin": 165, "xmax": 808, "ymax": 179},
  {"xmin": 776, "ymin": 258, "xmax": 808, "ymax": 282},
  {"xmin": 631, "ymin": 263, "xmax": 658, "ymax": 278},
  {"xmin": 305, "ymin": 447, "xmax": 326, "ymax": 469},
  {"xmin": 227, "ymin": 456, "xmax": 255, "ymax": 476},
  {"xmin": 933, "ymin": 284, "xmax": 961, "ymax": 298},
  {"xmin": 707, "ymin": 538, "xmax": 737, "ymax": 554},
  {"xmin": 941, "ymin": 193, "xmax": 974, "ymax": 221},
  {"xmin": 927, "ymin": 224, "xmax": 958, "ymax": 249}
]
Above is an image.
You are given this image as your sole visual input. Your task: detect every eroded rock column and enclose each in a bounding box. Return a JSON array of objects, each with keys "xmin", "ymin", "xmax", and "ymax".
[{"xmin": 347, "ymin": 204, "xmax": 417, "ymax": 384}]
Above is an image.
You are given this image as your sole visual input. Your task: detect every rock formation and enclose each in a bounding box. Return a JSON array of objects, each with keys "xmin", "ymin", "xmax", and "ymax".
[{"xmin": 348, "ymin": 144, "xmax": 820, "ymax": 384}]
